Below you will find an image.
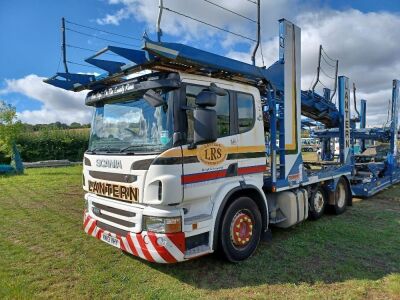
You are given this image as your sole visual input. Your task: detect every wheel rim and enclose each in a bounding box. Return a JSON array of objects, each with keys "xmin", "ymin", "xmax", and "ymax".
[
  {"xmin": 230, "ymin": 211, "xmax": 253, "ymax": 248},
  {"xmin": 336, "ymin": 182, "xmax": 346, "ymax": 208},
  {"xmin": 313, "ymin": 191, "xmax": 325, "ymax": 213}
]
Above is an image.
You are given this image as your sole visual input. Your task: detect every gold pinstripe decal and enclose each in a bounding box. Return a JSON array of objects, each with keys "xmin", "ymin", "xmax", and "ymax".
[{"xmin": 159, "ymin": 145, "xmax": 266, "ymax": 158}]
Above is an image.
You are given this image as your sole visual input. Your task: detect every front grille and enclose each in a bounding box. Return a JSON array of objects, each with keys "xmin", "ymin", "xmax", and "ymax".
[
  {"xmin": 92, "ymin": 202, "xmax": 135, "ymax": 217},
  {"xmin": 89, "ymin": 197, "xmax": 143, "ymax": 233},
  {"xmin": 92, "ymin": 206, "xmax": 135, "ymax": 228},
  {"xmin": 89, "ymin": 170, "xmax": 137, "ymax": 183},
  {"xmin": 97, "ymin": 221, "xmax": 128, "ymax": 236}
]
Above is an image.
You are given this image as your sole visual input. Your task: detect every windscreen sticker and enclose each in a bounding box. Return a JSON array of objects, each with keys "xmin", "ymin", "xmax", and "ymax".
[{"xmin": 160, "ymin": 130, "xmax": 170, "ymax": 146}]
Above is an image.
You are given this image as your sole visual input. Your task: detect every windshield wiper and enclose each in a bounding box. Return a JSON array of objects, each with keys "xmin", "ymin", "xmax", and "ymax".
[
  {"xmin": 119, "ymin": 145, "xmax": 143, "ymax": 153},
  {"xmin": 87, "ymin": 147, "xmax": 120, "ymax": 154},
  {"xmin": 119, "ymin": 144, "xmax": 160, "ymax": 153}
]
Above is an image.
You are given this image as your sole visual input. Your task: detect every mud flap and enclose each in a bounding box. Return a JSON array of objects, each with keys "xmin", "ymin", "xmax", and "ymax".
[{"xmin": 260, "ymin": 228, "xmax": 272, "ymax": 243}]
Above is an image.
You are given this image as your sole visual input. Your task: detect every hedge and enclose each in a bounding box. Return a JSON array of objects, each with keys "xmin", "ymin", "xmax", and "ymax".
[{"xmin": 0, "ymin": 129, "xmax": 90, "ymax": 163}]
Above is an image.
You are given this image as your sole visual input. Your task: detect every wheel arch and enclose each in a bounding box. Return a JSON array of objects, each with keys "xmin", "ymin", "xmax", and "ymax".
[
  {"xmin": 212, "ymin": 184, "xmax": 268, "ymax": 251},
  {"xmin": 341, "ymin": 175, "xmax": 353, "ymax": 206}
]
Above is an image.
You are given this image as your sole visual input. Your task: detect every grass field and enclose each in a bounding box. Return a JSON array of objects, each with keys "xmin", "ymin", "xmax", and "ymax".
[{"xmin": 1, "ymin": 166, "xmax": 400, "ymax": 299}]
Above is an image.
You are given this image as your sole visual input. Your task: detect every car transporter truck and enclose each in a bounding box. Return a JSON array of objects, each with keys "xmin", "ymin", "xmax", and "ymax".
[{"xmin": 45, "ymin": 9, "xmax": 400, "ymax": 263}]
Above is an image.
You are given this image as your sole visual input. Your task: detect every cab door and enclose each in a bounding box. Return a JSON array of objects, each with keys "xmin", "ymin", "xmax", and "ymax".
[
  {"xmin": 235, "ymin": 89, "xmax": 267, "ymax": 182},
  {"xmin": 181, "ymin": 81, "xmax": 238, "ymax": 206}
]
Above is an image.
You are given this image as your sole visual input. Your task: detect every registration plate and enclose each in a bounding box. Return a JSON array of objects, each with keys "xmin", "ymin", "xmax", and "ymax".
[{"xmin": 101, "ymin": 233, "xmax": 120, "ymax": 248}]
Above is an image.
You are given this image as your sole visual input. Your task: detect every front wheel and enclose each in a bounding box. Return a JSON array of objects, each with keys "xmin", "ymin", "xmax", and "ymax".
[{"xmin": 219, "ymin": 197, "xmax": 262, "ymax": 262}]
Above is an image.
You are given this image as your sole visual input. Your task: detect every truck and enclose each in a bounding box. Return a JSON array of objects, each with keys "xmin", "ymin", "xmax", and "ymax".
[
  {"xmin": 45, "ymin": 15, "xmax": 400, "ymax": 263},
  {"xmin": 301, "ymin": 138, "xmax": 320, "ymax": 152}
]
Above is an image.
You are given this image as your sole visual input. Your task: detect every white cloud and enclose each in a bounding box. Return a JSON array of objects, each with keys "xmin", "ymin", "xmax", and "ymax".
[
  {"xmin": 227, "ymin": 9, "xmax": 400, "ymax": 125},
  {"xmin": 299, "ymin": 10, "xmax": 400, "ymax": 125},
  {"xmin": 97, "ymin": 8, "xmax": 130, "ymax": 25},
  {"xmin": 96, "ymin": 0, "xmax": 305, "ymax": 50},
  {"xmin": 0, "ymin": 74, "xmax": 92, "ymax": 125},
  {"xmin": 7, "ymin": 2, "xmax": 399, "ymax": 126}
]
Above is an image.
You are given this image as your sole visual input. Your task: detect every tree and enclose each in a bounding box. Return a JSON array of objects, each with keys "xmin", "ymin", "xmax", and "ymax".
[
  {"xmin": 70, "ymin": 122, "xmax": 82, "ymax": 129},
  {"xmin": 0, "ymin": 100, "xmax": 24, "ymax": 174}
]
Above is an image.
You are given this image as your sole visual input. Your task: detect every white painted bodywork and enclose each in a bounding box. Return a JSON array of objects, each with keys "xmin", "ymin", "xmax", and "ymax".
[{"xmin": 83, "ymin": 73, "xmax": 268, "ymax": 256}]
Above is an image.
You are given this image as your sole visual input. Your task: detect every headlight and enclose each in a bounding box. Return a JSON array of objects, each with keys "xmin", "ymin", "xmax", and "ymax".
[{"xmin": 143, "ymin": 216, "xmax": 182, "ymax": 233}]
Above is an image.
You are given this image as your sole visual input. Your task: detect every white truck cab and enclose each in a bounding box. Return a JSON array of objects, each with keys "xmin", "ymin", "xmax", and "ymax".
[{"xmin": 83, "ymin": 72, "xmax": 269, "ymax": 262}]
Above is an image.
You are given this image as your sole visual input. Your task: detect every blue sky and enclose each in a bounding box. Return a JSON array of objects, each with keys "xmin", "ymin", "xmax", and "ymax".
[
  {"xmin": 0, "ymin": 0, "xmax": 145, "ymax": 84},
  {"xmin": 0, "ymin": 0, "xmax": 399, "ymax": 125}
]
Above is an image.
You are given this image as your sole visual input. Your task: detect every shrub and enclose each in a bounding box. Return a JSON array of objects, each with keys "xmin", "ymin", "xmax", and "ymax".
[{"xmin": 14, "ymin": 128, "xmax": 90, "ymax": 162}]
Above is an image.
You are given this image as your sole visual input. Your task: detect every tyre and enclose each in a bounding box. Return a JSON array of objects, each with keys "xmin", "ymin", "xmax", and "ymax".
[
  {"xmin": 219, "ymin": 197, "xmax": 262, "ymax": 262},
  {"xmin": 333, "ymin": 177, "xmax": 350, "ymax": 215},
  {"xmin": 308, "ymin": 186, "xmax": 327, "ymax": 220}
]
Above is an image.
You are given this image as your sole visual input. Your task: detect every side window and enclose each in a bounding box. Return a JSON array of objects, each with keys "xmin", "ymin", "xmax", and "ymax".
[
  {"xmin": 237, "ymin": 92, "xmax": 255, "ymax": 133},
  {"xmin": 186, "ymin": 84, "xmax": 230, "ymax": 143}
]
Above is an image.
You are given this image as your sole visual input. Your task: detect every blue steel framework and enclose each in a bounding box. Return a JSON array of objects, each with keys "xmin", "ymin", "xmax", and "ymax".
[
  {"xmin": 45, "ymin": 19, "xmax": 400, "ymax": 198},
  {"xmin": 313, "ymin": 80, "xmax": 400, "ymax": 197}
]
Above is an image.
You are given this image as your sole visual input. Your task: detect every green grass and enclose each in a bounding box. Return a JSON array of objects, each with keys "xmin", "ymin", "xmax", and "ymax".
[{"xmin": 1, "ymin": 166, "xmax": 400, "ymax": 299}]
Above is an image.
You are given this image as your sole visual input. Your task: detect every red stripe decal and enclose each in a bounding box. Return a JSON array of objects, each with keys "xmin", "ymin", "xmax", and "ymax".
[
  {"xmin": 119, "ymin": 237, "xmax": 126, "ymax": 251},
  {"xmin": 83, "ymin": 216, "xmax": 90, "ymax": 229},
  {"xmin": 87, "ymin": 221, "xmax": 96, "ymax": 235},
  {"xmin": 182, "ymin": 169, "xmax": 227, "ymax": 184},
  {"xmin": 147, "ymin": 232, "xmax": 177, "ymax": 263},
  {"xmin": 181, "ymin": 165, "xmax": 266, "ymax": 184},
  {"xmin": 126, "ymin": 234, "xmax": 139, "ymax": 256},
  {"xmin": 136, "ymin": 234, "xmax": 155, "ymax": 262},
  {"xmin": 165, "ymin": 233, "xmax": 186, "ymax": 253},
  {"xmin": 238, "ymin": 165, "xmax": 266, "ymax": 175},
  {"xmin": 96, "ymin": 229, "xmax": 104, "ymax": 239}
]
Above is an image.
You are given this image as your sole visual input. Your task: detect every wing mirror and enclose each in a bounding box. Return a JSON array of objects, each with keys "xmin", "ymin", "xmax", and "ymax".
[
  {"xmin": 195, "ymin": 90, "xmax": 217, "ymax": 107},
  {"xmin": 193, "ymin": 90, "xmax": 217, "ymax": 145}
]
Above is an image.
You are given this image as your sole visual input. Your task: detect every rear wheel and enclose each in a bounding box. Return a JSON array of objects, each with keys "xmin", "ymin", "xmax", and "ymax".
[
  {"xmin": 333, "ymin": 177, "xmax": 349, "ymax": 215},
  {"xmin": 309, "ymin": 186, "xmax": 327, "ymax": 220},
  {"xmin": 219, "ymin": 197, "xmax": 262, "ymax": 262}
]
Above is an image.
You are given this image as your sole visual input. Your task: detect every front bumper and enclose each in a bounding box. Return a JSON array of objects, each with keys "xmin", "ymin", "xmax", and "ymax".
[{"xmin": 83, "ymin": 212, "xmax": 186, "ymax": 263}]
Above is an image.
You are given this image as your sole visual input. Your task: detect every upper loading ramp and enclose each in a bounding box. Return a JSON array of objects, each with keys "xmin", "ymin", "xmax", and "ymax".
[
  {"xmin": 45, "ymin": 34, "xmax": 341, "ymax": 127},
  {"xmin": 45, "ymin": 38, "xmax": 282, "ymax": 91},
  {"xmin": 301, "ymin": 91, "xmax": 339, "ymax": 127}
]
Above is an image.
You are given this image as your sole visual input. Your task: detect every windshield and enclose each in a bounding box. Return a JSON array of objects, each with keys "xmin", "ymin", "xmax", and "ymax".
[{"xmin": 88, "ymin": 93, "xmax": 173, "ymax": 153}]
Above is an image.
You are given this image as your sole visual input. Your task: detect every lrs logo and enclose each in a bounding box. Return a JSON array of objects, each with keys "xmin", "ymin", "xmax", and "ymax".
[{"xmin": 197, "ymin": 143, "xmax": 227, "ymax": 166}]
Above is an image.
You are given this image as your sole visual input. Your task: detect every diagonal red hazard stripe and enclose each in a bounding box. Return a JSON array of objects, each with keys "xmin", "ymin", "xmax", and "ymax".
[
  {"xmin": 165, "ymin": 233, "xmax": 186, "ymax": 253},
  {"xmin": 96, "ymin": 229, "xmax": 103, "ymax": 239},
  {"xmin": 83, "ymin": 215, "xmax": 90, "ymax": 229},
  {"xmin": 147, "ymin": 232, "xmax": 177, "ymax": 263},
  {"xmin": 87, "ymin": 221, "xmax": 96, "ymax": 235},
  {"xmin": 126, "ymin": 234, "xmax": 139, "ymax": 257},
  {"xmin": 119, "ymin": 236, "xmax": 126, "ymax": 251},
  {"xmin": 136, "ymin": 234, "xmax": 155, "ymax": 262}
]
